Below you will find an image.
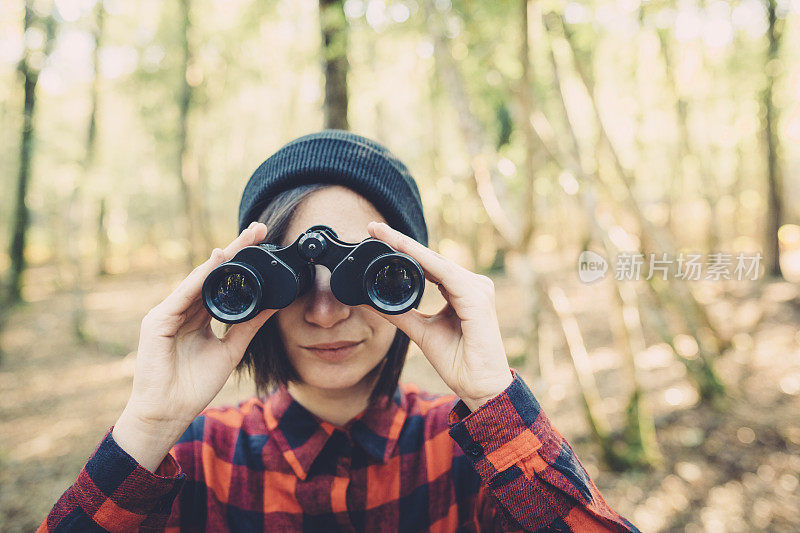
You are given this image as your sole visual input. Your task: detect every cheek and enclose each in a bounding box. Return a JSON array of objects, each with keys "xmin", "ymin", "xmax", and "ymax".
[
  {"xmin": 364, "ymin": 312, "xmax": 397, "ymax": 348},
  {"xmin": 274, "ymin": 303, "xmax": 303, "ymax": 343}
]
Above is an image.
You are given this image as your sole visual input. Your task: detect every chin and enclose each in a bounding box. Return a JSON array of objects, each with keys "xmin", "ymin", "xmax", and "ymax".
[{"xmin": 293, "ymin": 355, "xmax": 382, "ymax": 393}]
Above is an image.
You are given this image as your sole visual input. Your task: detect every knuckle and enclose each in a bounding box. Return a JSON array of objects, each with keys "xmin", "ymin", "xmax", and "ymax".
[
  {"xmin": 142, "ymin": 307, "xmax": 161, "ymax": 326},
  {"xmin": 431, "ymin": 249, "xmax": 447, "ymax": 263},
  {"xmin": 476, "ymin": 275, "xmax": 495, "ymax": 296},
  {"xmin": 142, "ymin": 306, "xmax": 182, "ymax": 334},
  {"xmin": 396, "ymin": 233, "xmax": 412, "ymax": 249},
  {"xmin": 476, "ymin": 274, "xmax": 494, "ymax": 289},
  {"xmin": 239, "ymin": 227, "xmax": 254, "ymax": 243},
  {"xmin": 175, "ymin": 284, "xmax": 192, "ymax": 301}
]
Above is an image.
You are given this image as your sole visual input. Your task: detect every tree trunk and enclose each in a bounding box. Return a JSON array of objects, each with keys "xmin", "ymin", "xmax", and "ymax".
[
  {"xmin": 763, "ymin": 0, "xmax": 784, "ymax": 278},
  {"xmin": 430, "ymin": 17, "xmax": 520, "ymax": 248},
  {"xmin": 176, "ymin": 0, "xmax": 210, "ymax": 267},
  {"xmin": 368, "ymin": 40, "xmax": 386, "ymax": 141},
  {"xmin": 96, "ymin": 197, "xmax": 110, "ymax": 276},
  {"xmin": 319, "ymin": 0, "xmax": 349, "ymax": 130},
  {"xmin": 519, "ymin": 0, "xmax": 535, "ymax": 246},
  {"xmin": 638, "ymin": 285, "xmax": 726, "ymax": 406},
  {"xmin": 8, "ymin": 61, "xmax": 36, "ymax": 304},
  {"xmin": 540, "ymin": 12, "xmax": 725, "ymax": 405},
  {"xmin": 654, "ymin": 26, "xmax": 719, "ymax": 253},
  {"xmin": 67, "ymin": 1, "xmax": 105, "ymax": 344},
  {"xmin": 516, "ymin": 0, "xmax": 542, "ymax": 382},
  {"xmin": 609, "ymin": 280, "xmax": 662, "ymax": 468},
  {"xmin": 6, "ymin": 3, "xmax": 56, "ymax": 303},
  {"xmin": 538, "ymin": 283, "xmax": 631, "ymax": 469},
  {"xmin": 552, "ymin": 13, "xmax": 730, "ymax": 357}
]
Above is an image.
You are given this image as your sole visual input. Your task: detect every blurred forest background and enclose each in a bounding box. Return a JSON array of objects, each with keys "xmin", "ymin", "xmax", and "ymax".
[{"xmin": 1, "ymin": 0, "xmax": 800, "ymax": 531}]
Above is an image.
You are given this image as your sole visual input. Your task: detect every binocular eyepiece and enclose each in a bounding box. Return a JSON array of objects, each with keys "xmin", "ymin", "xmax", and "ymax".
[{"xmin": 202, "ymin": 225, "xmax": 425, "ymax": 324}]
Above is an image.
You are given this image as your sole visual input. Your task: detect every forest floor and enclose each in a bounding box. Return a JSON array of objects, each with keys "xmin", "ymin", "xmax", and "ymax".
[{"xmin": 1, "ymin": 260, "xmax": 799, "ymax": 532}]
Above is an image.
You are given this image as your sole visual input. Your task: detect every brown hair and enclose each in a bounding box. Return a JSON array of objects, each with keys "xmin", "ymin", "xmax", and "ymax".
[{"xmin": 231, "ymin": 183, "xmax": 410, "ymax": 405}]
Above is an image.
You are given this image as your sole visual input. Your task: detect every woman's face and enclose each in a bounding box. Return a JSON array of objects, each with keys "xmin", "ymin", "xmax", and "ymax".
[{"xmin": 275, "ymin": 185, "xmax": 398, "ymax": 394}]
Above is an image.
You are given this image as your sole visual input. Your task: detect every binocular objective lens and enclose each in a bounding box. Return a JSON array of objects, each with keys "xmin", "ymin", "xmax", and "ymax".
[
  {"xmin": 212, "ymin": 272, "xmax": 257, "ymax": 316},
  {"xmin": 202, "ymin": 261, "xmax": 263, "ymax": 323},
  {"xmin": 370, "ymin": 261, "xmax": 415, "ymax": 306}
]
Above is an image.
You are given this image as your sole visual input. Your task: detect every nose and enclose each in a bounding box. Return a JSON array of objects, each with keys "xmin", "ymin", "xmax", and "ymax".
[{"xmin": 303, "ymin": 265, "xmax": 351, "ymax": 328}]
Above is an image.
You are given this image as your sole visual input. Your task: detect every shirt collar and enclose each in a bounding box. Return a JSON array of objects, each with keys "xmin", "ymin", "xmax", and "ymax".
[{"xmin": 263, "ymin": 383, "xmax": 407, "ymax": 480}]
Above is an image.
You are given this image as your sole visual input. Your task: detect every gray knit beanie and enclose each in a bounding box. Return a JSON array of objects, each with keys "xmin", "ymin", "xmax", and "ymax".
[{"xmin": 238, "ymin": 130, "xmax": 428, "ymax": 247}]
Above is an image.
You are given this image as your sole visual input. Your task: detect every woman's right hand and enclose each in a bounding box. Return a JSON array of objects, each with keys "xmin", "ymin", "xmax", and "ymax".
[{"xmin": 112, "ymin": 222, "xmax": 275, "ymax": 472}]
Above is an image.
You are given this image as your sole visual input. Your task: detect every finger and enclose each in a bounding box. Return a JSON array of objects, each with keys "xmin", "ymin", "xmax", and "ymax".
[
  {"xmin": 159, "ymin": 247, "xmax": 229, "ymax": 317},
  {"xmin": 222, "ymin": 221, "xmax": 267, "ymax": 260},
  {"xmin": 367, "ymin": 221, "xmax": 472, "ymax": 298},
  {"xmin": 221, "ymin": 309, "xmax": 275, "ymax": 357},
  {"xmin": 437, "ymin": 282, "xmax": 448, "ymax": 297},
  {"xmin": 361, "ymin": 304, "xmax": 428, "ymax": 347},
  {"xmin": 159, "ymin": 223, "xmax": 267, "ymax": 317},
  {"xmin": 182, "ymin": 297, "xmax": 214, "ymax": 331}
]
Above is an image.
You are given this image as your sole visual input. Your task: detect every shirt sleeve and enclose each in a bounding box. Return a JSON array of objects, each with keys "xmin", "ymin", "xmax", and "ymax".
[
  {"xmin": 37, "ymin": 426, "xmax": 186, "ymax": 533},
  {"xmin": 448, "ymin": 370, "xmax": 640, "ymax": 532}
]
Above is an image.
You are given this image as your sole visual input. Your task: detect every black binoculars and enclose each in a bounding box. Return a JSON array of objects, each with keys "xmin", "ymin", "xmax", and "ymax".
[{"xmin": 202, "ymin": 225, "xmax": 425, "ymax": 324}]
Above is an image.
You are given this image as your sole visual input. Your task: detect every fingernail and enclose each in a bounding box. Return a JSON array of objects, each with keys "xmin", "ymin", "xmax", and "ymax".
[{"xmin": 248, "ymin": 221, "xmax": 257, "ymax": 230}]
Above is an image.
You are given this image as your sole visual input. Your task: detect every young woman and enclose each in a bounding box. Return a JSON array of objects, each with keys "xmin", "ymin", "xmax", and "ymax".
[{"xmin": 39, "ymin": 130, "xmax": 639, "ymax": 532}]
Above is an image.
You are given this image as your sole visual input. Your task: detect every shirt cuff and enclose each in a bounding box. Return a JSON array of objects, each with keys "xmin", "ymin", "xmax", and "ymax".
[
  {"xmin": 447, "ymin": 369, "xmax": 559, "ymax": 485},
  {"xmin": 75, "ymin": 426, "xmax": 186, "ymax": 531}
]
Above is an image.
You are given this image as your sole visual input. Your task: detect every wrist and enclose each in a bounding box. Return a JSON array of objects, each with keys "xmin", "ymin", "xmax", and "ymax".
[
  {"xmin": 113, "ymin": 407, "xmax": 189, "ymax": 473},
  {"xmin": 460, "ymin": 371, "xmax": 514, "ymax": 412},
  {"xmin": 123, "ymin": 394, "xmax": 196, "ymax": 427}
]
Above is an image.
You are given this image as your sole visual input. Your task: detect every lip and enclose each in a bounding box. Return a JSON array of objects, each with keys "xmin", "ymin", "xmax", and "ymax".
[
  {"xmin": 303, "ymin": 340, "xmax": 363, "ymax": 362},
  {"xmin": 305, "ymin": 341, "xmax": 362, "ymax": 350}
]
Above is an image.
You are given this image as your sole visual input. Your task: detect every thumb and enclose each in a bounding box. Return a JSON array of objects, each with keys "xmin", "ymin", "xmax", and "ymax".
[{"xmin": 362, "ymin": 305, "xmax": 427, "ymax": 347}]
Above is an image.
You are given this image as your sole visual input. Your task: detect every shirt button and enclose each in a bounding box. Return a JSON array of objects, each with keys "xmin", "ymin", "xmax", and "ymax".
[{"xmin": 466, "ymin": 443, "xmax": 483, "ymax": 458}]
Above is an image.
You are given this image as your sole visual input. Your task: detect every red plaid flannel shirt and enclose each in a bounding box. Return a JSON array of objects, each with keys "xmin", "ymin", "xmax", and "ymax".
[{"xmin": 38, "ymin": 370, "xmax": 639, "ymax": 532}]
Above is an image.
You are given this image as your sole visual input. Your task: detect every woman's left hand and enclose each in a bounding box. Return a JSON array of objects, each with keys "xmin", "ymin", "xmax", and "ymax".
[{"xmin": 365, "ymin": 221, "xmax": 513, "ymax": 412}]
